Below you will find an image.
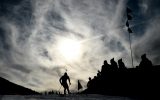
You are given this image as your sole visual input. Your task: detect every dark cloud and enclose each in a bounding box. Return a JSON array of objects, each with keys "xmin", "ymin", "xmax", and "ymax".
[
  {"xmin": 38, "ymin": 49, "xmax": 52, "ymax": 61},
  {"xmin": 11, "ymin": 64, "xmax": 31, "ymax": 74},
  {"xmin": 133, "ymin": 16, "xmax": 160, "ymax": 65},
  {"xmin": 46, "ymin": 9, "xmax": 67, "ymax": 33},
  {"xmin": 0, "ymin": 27, "xmax": 10, "ymax": 51},
  {"xmin": 0, "ymin": 0, "xmax": 22, "ymax": 16}
]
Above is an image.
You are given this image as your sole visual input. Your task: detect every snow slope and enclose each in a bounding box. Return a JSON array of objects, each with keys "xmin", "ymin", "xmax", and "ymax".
[{"xmin": 0, "ymin": 94, "xmax": 136, "ymax": 100}]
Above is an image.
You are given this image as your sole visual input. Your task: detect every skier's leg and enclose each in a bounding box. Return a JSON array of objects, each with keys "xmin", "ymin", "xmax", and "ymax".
[
  {"xmin": 67, "ymin": 85, "xmax": 70, "ymax": 94},
  {"xmin": 64, "ymin": 88, "xmax": 66, "ymax": 94}
]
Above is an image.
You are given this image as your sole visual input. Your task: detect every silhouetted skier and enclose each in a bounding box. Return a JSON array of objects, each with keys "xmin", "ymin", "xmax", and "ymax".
[
  {"xmin": 118, "ymin": 58, "xmax": 127, "ymax": 70},
  {"xmin": 110, "ymin": 58, "xmax": 118, "ymax": 71},
  {"xmin": 139, "ymin": 54, "xmax": 152, "ymax": 69},
  {"xmin": 59, "ymin": 72, "xmax": 71, "ymax": 94}
]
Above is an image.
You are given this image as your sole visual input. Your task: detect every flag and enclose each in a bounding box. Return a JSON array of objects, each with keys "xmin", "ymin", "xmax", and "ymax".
[
  {"xmin": 78, "ymin": 80, "xmax": 83, "ymax": 90},
  {"xmin": 128, "ymin": 28, "xmax": 133, "ymax": 33},
  {"xmin": 127, "ymin": 14, "xmax": 132, "ymax": 20},
  {"xmin": 127, "ymin": 7, "xmax": 132, "ymax": 13},
  {"xmin": 126, "ymin": 20, "xmax": 129, "ymax": 27}
]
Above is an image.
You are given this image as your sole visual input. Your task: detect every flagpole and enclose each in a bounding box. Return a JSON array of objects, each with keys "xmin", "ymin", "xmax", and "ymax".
[
  {"xmin": 78, "ymin": 80, "xmax": 79, "ymax": 94},
  {"xmin": 128, "ymin": 32, "xmax": 134, "ymax": 68},
  {"xmin": 126, "ymin": 7, "xmax": 134, "ymax": 68}
]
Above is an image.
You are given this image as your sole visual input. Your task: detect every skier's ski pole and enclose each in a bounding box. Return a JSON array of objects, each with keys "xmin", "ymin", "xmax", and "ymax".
[{"xmin": 58, "ymin": 85, "xmax": 62, "ymax": 92}]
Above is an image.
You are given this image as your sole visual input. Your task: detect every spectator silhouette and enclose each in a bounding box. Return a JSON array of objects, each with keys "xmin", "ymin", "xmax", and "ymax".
[
  {"xmin": 110, "ymin": 58, "xmax": 118, "ymax": 71},
  {"xmin": 83, "ymin": 54, "xmax": 160, "ymax": 96},
  {"xmin": 59, "ymin": 72, "xmax": 71, "ymax": 94},
  {"xmin": 139, "ymin": 54, "xmax": 152, "ymax": 69},
  {"xmin": 87, "ymin": 77, "xmax": 92, "ymax": 88},
  {"xmin": 118, "ymin": 58, "xmax": 127, "ymax": 70},
  {"xmin": 101, "ymin": 60, "xmax": 110, "ymax": 75},
  {"xmin": 97, "ymin": 70, "xmax": 101, "ymax": 78}
]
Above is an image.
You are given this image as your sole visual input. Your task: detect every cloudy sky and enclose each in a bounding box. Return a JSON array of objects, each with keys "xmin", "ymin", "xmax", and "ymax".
[{"xmin": 0, "ymin": 0, "xmax": 160, "ymax": 92}]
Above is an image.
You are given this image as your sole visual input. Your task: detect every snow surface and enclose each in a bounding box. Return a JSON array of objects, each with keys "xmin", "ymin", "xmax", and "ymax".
[{"xmin": 0, "ymin": 94, "xmax": 135, "ymax": 100}]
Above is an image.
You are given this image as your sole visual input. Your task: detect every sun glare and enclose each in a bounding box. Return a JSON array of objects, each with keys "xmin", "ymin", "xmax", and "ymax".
[{"xmin": 57, "ymin": 39, "xmax": 81, "ymax": 61}]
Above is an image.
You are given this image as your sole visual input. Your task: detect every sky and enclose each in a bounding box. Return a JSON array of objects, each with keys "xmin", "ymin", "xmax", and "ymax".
[{"xmin": 0, "ymin": 0, "xmax": 160, "ymax": 92}]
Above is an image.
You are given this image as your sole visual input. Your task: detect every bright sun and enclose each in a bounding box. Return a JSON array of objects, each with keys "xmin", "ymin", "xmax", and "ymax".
[{"xmin": 57, "ymin": 39, "xmax": 81, "ymax": 61}]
